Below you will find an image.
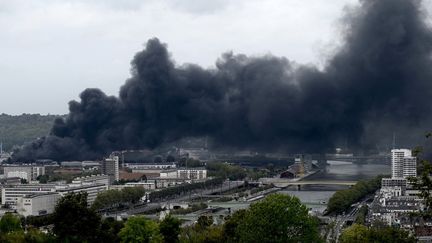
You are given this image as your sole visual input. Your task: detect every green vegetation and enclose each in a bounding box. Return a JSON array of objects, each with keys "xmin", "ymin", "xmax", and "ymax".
[
  {"xmin": 355, "ymin": 205, "xmax": 368, "ymax": 225},
  {"xmin": 233, "ymin": 194, "xmax": 322, "ymax": 243},
  {"xmin": 0, "ymin": 113, "xmax": 61, "ymax": 151},
  {"xmin": 326, "ymin": 175, "xmax": 383, "ymax": 214},
  {"xmin": 149, "ymin": 178, "xmax": 224, "ymax": 202},
  {"xmin": 0, "ymin": 193, "xmax": 324, "ymax": 243},
  {"xmin": 92, "ymin": 187, "xmax": 145, "ymax": 211},
  {"xmin": 206, "ymin": 162, "xmax": 277, "ymax": 181},
  {"xmin": 339, "ymin": 224, "xmax": 416, "ymax": 243},
  {"xmin": 118, "ymin": 216, "xmax": 162, "ymax": 243},
  {"xmin": 53, "ymin": 192, "xmax": 101, "ymax": 242},
  {"xmin": 206, "ymin": 162, "xmax": 248, "ymax": 180},
  {"xmin": 159, "ymin": 214, "xmax": 181, "ymax": 243}
]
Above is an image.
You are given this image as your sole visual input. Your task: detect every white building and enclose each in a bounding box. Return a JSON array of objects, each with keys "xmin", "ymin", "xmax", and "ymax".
[
  {"xmin": 126, "ymin": 163, "xmax": 177, "ymax": 170},
  {"xmin": 125, "ymin": 182, "xmax": 156, "ymax": 190},
  {"xmin": 403, "ymin": 156, "xmax": 417, "ymax": 178},
  {"xmin": 391, "ymin": 149, "xmax": 416, "ymax": 178},
  {"xmin": 55, "ymin": 183, "xmax": 107, "ymax": 206},
  {"xmin": 2, "ymin": 182, "xmax": 107, "ymax": 209},
  {"xmin": 2, "ymin": 184, "xmax": 56, "ymax": 208},
  {"xmin": 3, "ymin": 165, "xmax": 45, "ymax": 182},
  {"xmin": 16, "ymin": 193, "xmax": 60, "ymax": 217},
  {"xmin": 102, "ymin": 156, "xmax": 119, "ymax": 185},
  {"xmin": 72, "ymin": 174, "xmax": 109, "ymax": 186},
  {"xmin": 160, "ymin": 168, "xmax": 207, "ymax": 180}
]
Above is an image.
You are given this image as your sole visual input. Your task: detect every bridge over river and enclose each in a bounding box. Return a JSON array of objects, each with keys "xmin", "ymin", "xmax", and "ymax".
[{"xmin": 260, "ymin": 177, "xmax": 357, "ymax": 188}]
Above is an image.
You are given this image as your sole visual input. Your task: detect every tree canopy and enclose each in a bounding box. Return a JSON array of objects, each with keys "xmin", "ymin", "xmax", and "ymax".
[
  {"xmin": 52, "ymin": 192, "xmax": 101, "ymax": 242},
  {"xmin": 235, "ymin": 194, "xmax": 322, "ymax": 243},
  {"xmin": 118, "ymin": 216, "xmax": 161, "ymax": 243},
  {"xmin": 339, "ymin": 224, "xmax": 416, "ymax": 243}
]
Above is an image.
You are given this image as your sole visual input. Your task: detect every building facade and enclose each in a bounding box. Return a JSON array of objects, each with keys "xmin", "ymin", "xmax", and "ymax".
[
  {"xmin": 1, "ymin": 184, "xmax": 56, "ymax": 208},
  {"xmin": 403, "ymin": 156, "xmax": 417, "ymax": 178},
  {"xmin": 102, "ymin": 156, "xmax": 119, "ymax": 185},
  {"xmin": 3, "ymin": 165, "xmax": 45, "ymax": 182},
  {"xmin": 16, "ymin": 193, "xmax": 60, "ymax": 217},
  {"xmin": 72, "ymin": 174, "xmax": 109, "ymax": 186},
  {"xmin": 55, "ymin": 183, "xmax": 107, "ymax": 205},
  {"xmin": 391, "ymin": 149, "xmax": 415, "ymax": 178},
  {"xmin": 159, "ymin": 168, "xmax": 207, "ymax": 180}
]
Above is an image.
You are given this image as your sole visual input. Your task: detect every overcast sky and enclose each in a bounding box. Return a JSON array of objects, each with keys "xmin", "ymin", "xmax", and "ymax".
[{"xmin": 0, "ymin": 0, "xmax": 386, "ymax": 115}]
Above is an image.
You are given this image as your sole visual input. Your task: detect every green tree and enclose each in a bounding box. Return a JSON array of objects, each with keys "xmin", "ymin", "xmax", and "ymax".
[
  {"xmin": 409, "ymin": 159, "xmax": 432, "ymax": 211},
  {"xmin": 52, "ymin": 192, "xmax": 101, "ymax": 242},
  {"xmin": 339, "ymin": 224, "xmax": 370, "ymax": 243},
  {"xmin": 118, "ymin": 216, "xmax": 162, "ymax": 243},
  {"xmin": 223, "ymin": 209, "xmax": 247, "ymax": 243},
  {"xmin": 24, "ymin": 228, "xmax": 55, "ymax": 243},
  {"xmin": 99, "ymin": 217, "xmax": 125, "ymax": 243},
  {"xmin": 340, "ymin": 224, "xmax": 416, "ymax": 243},
  {"xmin": 0, "ymin": 213, "xmax": 22, "ymax": 234},
  {"xmin": 235, "ymin": 194, "xmax": 322, "ymax": 243},
  {"xmin": 159, "ymin": 215, "xmax": 181, "ymax": 243}
]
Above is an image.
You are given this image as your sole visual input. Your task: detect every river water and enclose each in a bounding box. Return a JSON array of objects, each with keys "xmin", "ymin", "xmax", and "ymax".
[{"xmin": 279, "ymin": 160, "xmax": 391, "ymax": 213}]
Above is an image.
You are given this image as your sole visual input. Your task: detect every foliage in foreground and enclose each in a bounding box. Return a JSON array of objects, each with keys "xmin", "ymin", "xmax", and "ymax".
[
  {"xmin": 326, "ymin": 175, "xmax": 383, "ymax": 214},
  {"xmin": 339, "ymin": 224, "xmax": 416, "ymax": 243}
]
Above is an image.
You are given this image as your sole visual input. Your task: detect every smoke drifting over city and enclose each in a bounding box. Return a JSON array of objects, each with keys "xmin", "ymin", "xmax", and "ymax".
[{"xmin": 13, "ymin": 0, "xmax": 432, "ymax": 161}]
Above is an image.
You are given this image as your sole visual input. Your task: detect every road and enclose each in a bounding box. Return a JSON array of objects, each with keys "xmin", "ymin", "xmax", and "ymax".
[
  {"xmin": 104, "ymin": 180, "xmax": 245, "ymax": 217},
  {"xmin": 327, "ymin": 195, "xmax": 373, "ymax": 242}
]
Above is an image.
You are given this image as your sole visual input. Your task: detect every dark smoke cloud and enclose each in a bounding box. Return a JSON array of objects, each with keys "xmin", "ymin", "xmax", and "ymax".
[{"xmin": 13, "ymin": 0, "xmax": 432, "ymax": 161}]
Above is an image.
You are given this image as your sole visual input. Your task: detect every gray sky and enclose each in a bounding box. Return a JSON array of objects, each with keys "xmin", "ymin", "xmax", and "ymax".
[{"xmin": 0, "ymin": 0, "xmax": 365, "ymax": 115}]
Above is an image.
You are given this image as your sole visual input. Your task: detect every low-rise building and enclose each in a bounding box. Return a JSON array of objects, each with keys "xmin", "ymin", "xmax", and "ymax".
[
  {"xmin": 125, "ymin": 182, "xmax": 156, "ymax": 190},
  {"xmin": 2, "ymin": 184, "xmax": 56, "ymax": 208},
  {"xmin": 159, "ymin": 168, "xmax": 207, "ymax": 180},
  {"xmin": 55, "ymin": 183, "xmax": 107, "ymax": 206},
  {"xmin": 126, "ymin": 163, "xmax": 177, "ymax": 170},
  {"xmin": 16, "ymin": 193, "xmax": 60, "ymax": 217},
  {"xmin": 72, "ymin": 174, "xmax": 109, "ymax": 186}
]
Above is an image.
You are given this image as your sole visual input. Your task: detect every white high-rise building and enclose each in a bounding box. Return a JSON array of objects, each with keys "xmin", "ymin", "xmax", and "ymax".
[
  {"xmin": 403, "ymin": 156, "xmax": 417, "ymax": 178},
  {"xmin": 391, "ymin": 149, "xmax": 416, "ymax": 178}
]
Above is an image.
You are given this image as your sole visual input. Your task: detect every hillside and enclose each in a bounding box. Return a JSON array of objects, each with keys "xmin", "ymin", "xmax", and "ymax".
[{"xmin": 0, "ymin": 113, "xmax": 62, "ymax": 151}]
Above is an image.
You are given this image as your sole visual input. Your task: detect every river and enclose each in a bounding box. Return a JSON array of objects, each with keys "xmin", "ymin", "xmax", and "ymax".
[{"xmin": 279, "ymin": 160, "xmax": 391, "ymax": 213}]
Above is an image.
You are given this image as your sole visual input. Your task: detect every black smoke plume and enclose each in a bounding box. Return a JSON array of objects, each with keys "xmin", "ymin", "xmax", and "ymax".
[{"xmin": 13, "ymin": 0, "xmax": 432, "ymax": 161}]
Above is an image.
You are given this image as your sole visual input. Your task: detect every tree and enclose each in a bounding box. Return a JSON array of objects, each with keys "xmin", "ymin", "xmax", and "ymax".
[
  {"xmin": 0, "ymin": 213, "xmax": 22, "ymax": 234},
  {"xmin": 118, "ymin": 216, "xmax": 162, "ymax": 243},
  {"xmin": 24, "ymin": 228, "xmax": 55, "ymax": 243},
  {"xmin": 409, "ymin": 160, "xmax": 432, "ymax": 211},
  {"xmin": 223, "ymin": 209, "xmax": 247, "ymax": 243},
  {"xmin": 340, "ymin": 224, "xmax": 416, "ymax": 243},
  {"xmin": 36, "ymin": 175, "xmax": 49, "ymax": 184},
  {"xmin": 99, "ymin": 217, "xmax": 125, "ymax": 243},
  {"xmin": 52, "ymin": 192, "xmax": 101, "ymax": 242},
  {"xmin": 235, "ymin": 194, "xmax": 322, "ymax": 243},
  {"xmin": 195, "ymin": 215, "xmax": 213, "ymax": 231},
  {"xmin": 159, "ymin": 214, "xmax": 181, "ymax": 243},
  {"xmin": 339, "ymin": 224, "xmax": 370, "ymax": 243}
]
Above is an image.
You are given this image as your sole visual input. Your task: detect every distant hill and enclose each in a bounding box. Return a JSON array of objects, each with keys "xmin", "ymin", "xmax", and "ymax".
[{"xmin": 0, "ymin": 113, "xmax": 63, "ymax": 151}]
